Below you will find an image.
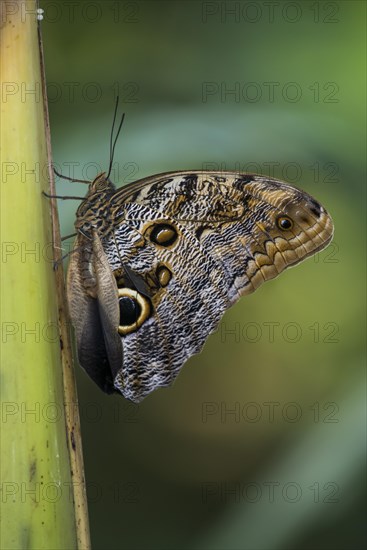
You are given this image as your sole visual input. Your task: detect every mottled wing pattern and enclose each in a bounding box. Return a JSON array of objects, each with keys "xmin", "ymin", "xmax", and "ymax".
[{"xmin": 93, "ymin": 171, "xmax": 333, "ymax": 402}]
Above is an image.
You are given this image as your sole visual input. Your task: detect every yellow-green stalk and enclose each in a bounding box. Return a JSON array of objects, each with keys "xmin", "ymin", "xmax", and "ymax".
[{"xmin": 0, "ymin": 1, "xmax": 90, "ymax": 548}]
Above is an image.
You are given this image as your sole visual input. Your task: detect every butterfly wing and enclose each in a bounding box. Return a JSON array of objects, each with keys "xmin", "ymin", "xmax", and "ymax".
[
  {"xmin": 67, "ymin": 232, "xmax": 123, "ymax": 393},
  {"xmin": 98, "ymin": 171, "xmax": 333, "ymax": 402}
]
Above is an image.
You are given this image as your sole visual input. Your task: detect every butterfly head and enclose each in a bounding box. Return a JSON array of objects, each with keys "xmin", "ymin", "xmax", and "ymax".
[{"xmin": 87, "ymin": 172, "xmax": 116, "ymax": 196}]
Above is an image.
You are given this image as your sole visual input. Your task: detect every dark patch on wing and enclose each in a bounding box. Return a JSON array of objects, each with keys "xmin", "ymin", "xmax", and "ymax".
[
  {"xmin": 181, "ymin": 174, "xmax": 198, "ymax": 185},
  {"xmin": 309, "ymin": 199, "xmax": 322, "ymax": 218},
  {"xmin": 149, "ymin": 178, "xmax": 174, "ymax": 194},
  {"xmin": 233, "ymin": 175, "xmax": 256, "ymax": 189},
  {"xmin": 180, "ymin": 174, "xmax": 198, "ymax": 199},
  {"xmin": 127, "ymin": 190, "xmax": 142, "ymax": 202}
]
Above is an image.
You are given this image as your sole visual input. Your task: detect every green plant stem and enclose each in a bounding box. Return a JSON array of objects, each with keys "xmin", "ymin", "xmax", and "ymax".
[{"xmin": 0, "ymin": 1, "xmax": 90, "ymax": 548}]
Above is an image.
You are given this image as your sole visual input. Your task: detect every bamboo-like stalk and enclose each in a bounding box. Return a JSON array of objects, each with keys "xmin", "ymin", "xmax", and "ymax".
[{"xmin": 0, "ymin": 1, "xmax": 90, "ymax": 548}]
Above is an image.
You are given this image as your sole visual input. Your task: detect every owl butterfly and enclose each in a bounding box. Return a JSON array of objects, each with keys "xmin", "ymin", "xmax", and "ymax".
[{"xmin": 59, "ymin": 101, "xmax": 334, "ymax": 403}]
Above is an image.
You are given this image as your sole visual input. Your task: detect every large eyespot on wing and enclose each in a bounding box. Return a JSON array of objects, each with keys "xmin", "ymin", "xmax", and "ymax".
[{"xmin": 117, "ymin": 287, "xmax": 151, "ymax": 335}]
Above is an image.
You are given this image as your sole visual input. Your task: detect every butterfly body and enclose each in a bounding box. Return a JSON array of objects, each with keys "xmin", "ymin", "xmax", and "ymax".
[{"xmin": 66, "ymin": 170, "xmax": 334, "ymax": 402}]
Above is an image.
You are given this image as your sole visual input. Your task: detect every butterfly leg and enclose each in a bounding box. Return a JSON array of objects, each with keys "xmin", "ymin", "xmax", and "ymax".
[
  {"xmin": 61, "ymin": 233, "xmax": 77, "ymax": 242},
  {"xmin": 53, "ymin": 167, "xmax": 90, "ymax": 184},
  {"xmin": 42, "ymin": 191, "xmax": 85, "ymax": 200}
]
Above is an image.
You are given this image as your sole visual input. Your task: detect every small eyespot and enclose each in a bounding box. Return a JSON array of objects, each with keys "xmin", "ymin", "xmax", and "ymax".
[
  {"xmin": 277, "ymin": 216, "xmax": 293, "ymax": 231},
  {"xmin": 156, "ymin": 265, "xmax": 172, "ymax": 287}
]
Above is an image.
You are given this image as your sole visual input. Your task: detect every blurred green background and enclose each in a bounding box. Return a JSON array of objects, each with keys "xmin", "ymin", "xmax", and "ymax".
[{"xmin": 42, "ymin": 1, "xmax": 365, "ymax": 549}]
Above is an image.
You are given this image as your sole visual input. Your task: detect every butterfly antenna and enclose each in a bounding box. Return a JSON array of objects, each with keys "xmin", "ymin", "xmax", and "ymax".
[
  {"xmin": 107, "ymin": 96, "xmax": 125, "ymax": 180},
  {"xmin": 108, "ymin": 96, "xmax": 119, "ymax": 168}
]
